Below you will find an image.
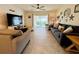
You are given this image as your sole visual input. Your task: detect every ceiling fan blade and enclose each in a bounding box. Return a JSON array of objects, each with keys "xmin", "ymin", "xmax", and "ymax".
[
  {"xmin": 32, "ymin": 5, "xmax": 36, "ymax": 8},
  {"xmin": 32, "ymin": 4, "xmax": 46, "ymax": 11},
  {"xmin": 39, "ymin": 6, "xmax": 45, "ymax": 9}
]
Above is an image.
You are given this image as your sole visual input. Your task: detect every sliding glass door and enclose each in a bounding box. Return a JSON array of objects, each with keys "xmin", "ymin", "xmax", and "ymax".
[{"xmin": 34, "ymin": 15, "xmax": 48, "ymax": 28}]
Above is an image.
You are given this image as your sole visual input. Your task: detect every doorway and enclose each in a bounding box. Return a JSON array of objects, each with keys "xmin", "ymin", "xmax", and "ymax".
[{"xmin": 33, "ymin": 15, "xmax": 48, "ymax": 28}]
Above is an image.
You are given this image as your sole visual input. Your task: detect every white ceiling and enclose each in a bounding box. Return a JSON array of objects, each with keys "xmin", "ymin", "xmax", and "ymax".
[
  {"xmin": 0, "ymin": 4, "xmax": 74, "ymax": 11},
  {"xmin": 14, "ymin": 4, "xmax": 63, "ymax": 11},
  {"xmin": 14, "ymin": 4, "xmax": 65, "ymax": 11}
]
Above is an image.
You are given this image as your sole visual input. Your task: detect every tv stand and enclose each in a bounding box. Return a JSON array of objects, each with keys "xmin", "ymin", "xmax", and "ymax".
[{"xmin": 19, "ymin": 28, "xmax": 28, "ymax": 33}]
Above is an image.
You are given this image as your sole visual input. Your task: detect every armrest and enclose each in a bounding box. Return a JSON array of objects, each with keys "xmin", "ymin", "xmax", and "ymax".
[
  {"xmin": 0, "ymin": 34, "xmax": 18, "ymax": 40},
  {"xmin": 0, "ymin": 29, "xmax": 23, "ymax": 38},
  {"xmin": 0, "ymin": 35, "xmax": 15, "ymax": 53},
  {"xmin": 0, "ymin": 34, "xmax": 14, "ymax": 40}
]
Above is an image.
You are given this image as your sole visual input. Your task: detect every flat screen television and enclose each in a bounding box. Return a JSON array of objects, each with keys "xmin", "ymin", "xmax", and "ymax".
[{"xmin": 7, "ymin": 13, "xmax": 22, "ymax": 26}]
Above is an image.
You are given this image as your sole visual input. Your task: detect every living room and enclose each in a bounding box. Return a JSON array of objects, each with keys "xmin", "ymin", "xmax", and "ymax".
[{"xmin": 0, "ymin": 4, "xmax": 79, "ymax": 54}]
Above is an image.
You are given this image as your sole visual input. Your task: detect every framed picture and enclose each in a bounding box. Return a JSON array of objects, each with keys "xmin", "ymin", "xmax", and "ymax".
[
  {"xmin": 74, "ymin": 4, "xmax": 79, "ymax": 13},
  {"xmin": 64, "ymin": 8, "xmax": 71, "ymax": 17}
]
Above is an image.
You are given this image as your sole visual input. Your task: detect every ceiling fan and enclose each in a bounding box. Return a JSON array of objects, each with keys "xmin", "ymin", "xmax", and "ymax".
[{"xmin": 32, "ymin": 4, "xmax": 45, "ymax": 10}]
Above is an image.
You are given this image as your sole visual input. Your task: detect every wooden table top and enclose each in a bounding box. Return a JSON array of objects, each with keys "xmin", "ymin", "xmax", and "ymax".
[{"xmin": 66, "ymin": 35, "xmax": 79, "ymax": 45}]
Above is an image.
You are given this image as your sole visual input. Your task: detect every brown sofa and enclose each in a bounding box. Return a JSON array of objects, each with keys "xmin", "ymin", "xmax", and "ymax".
[{"xmin": 0, "ymin": 29, "xmax": 31, "ymax": 54}]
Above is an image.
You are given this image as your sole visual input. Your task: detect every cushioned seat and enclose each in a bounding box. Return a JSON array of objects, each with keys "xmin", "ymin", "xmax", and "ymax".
[{"xmin": 0, "ymin": 29, "xmax": 23, "ymax": 35}]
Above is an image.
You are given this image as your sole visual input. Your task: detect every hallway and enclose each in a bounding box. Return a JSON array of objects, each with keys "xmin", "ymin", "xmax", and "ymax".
[{"xmin": 23, "ymin": 28, "xmax": 66, "ymax": 54}]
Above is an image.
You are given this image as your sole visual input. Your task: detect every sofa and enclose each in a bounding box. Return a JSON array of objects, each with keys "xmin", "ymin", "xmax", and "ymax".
[
  {"xmin": 50, "ymin": 24, "xmax": 74, "ymax": 48},
  {"xmin": 0, "ymin": 29, "xmax": 31, "ymax": 54}
]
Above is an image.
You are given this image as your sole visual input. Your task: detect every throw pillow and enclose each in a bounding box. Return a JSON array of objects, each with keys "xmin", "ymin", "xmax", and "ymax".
[
  {"xmin": 63, "ymin": 26, "xmax": 73, "ymax": 34},
  {"xmin": 58, "ymin": 25, "xmax": 65, "ymax": 32}
]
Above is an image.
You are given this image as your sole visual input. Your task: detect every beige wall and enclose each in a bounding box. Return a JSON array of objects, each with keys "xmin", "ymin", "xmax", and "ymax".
[
  {"xmin": 24, "ymin": 10, "xmax": 60, "ymax": 29},
  {"xmin": 0, "ymin": 6, "xmax": 24, "ymax": 30},
  {"xmin": 48, "ymin": 9, "xmax": 60, "ymax": 25},
  {"xmin": 57, "ymin": 4, "xmax": 79, "ymax": 26},
  {"xmin": 23, "ymin": 11, "xmax": 33, "ymax": 29},
  {"xmin": 23, "ymin": 11, "xmax": 48, "ymax": 29},
  {"xmin": 48, "ymin": 4, "xmax": 79, "ymax": 26},
  {"xmin": 0, "ymin": 9, "xmax": 7, "ymax": 29}
]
